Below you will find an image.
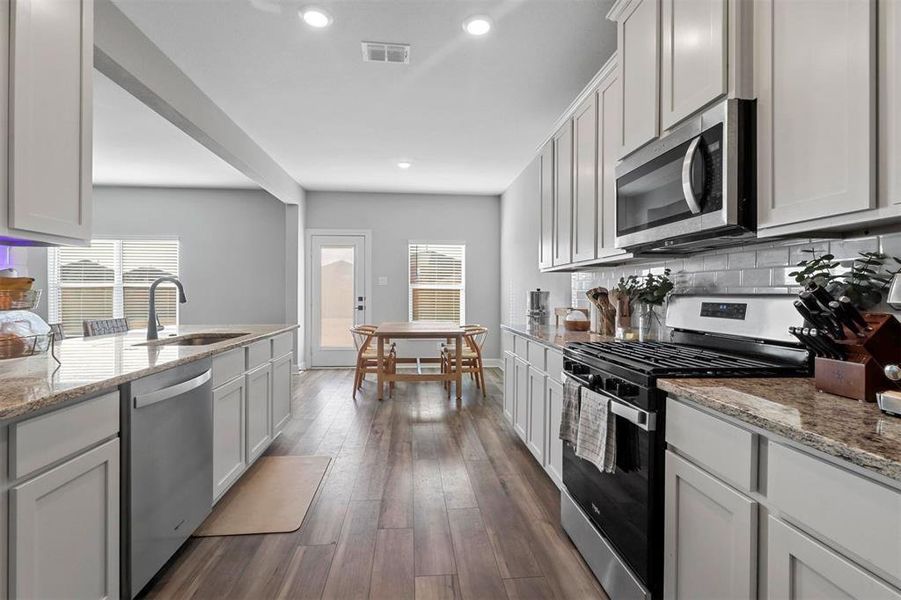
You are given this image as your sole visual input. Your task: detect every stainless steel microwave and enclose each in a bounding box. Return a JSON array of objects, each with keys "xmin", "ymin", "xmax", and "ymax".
[{"xmin": 614, "ymin": 99, "xmax": 756, "ymax": 253}]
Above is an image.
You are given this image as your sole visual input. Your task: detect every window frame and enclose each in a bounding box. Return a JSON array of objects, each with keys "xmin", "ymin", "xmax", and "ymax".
[
  {"xmin": 47, "ymin": 237, "xmax": 181, "ymax": 335},
  {"xmin": 407, "ymin": 241, "xmax": 466, "ymax": 325}
]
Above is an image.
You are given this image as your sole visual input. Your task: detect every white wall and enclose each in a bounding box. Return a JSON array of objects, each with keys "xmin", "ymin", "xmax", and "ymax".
[
  {"xmin": 7, "ymin": 186, "xmax": 295, "ymax": 328},
  {"xmin": 500, "ymin": 157, "xmax": 571, "ymax": 324},
  {"xmin": 305, "ymin": 191, "xmax": 501, "ymax": 360}
]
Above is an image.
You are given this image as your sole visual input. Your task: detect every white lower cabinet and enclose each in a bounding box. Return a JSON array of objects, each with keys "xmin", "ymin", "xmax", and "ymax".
[
  {"xmin": 767, "ymin": 517, "xmax": 901, "ymax": 600},
  {"xmin": 503, "ymin": 352, "xmax": 516, "ymax": 424},
  {"xmin": 545, "ymin": 377, "xmax": 564, "ymax": 488},
  {"xmin": 513, "ymin": 357, "xmax": 529, "ymax": 439},
  {"xmin": 270, "ymin": 353, "xmax": 293, "ymax": 437},
  {"xmin": 213, "ymin": 376, "xmax": 246, "ymax": 501},
  {"xmin": 527, "ymin": 367, "xmax": 546, "ymax": 464},
  {"xmin": 664, "ymin": 450, "xmax": 757, "ymax": 600},
  {"xmin": 246, "ymin": 362, "xmax": 272, "ymax": 463},
  {"xmin": 10, "ymin": 438, "xmax": 119, "ymax": 600}
]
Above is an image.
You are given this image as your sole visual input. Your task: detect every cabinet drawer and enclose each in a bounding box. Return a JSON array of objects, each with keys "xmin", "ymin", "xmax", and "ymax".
[
  {"xmin": 546, "ymin": 349, "xmax": 564, "ymax": 383},
  {"xmin": 246, "ymin": 340, "xmax": 270, "ymax": 371},
  {"xmin": 513, "ymin": 334, "xmax": 527, "ymax": 358},
  {"xmin": 768, "ymin": 442, "xmax": 901, "ymax": 583},
  {"xmin": 527, "ymin": 341, "xmax": 547, "ymax": 372},
  {"xmin": 212, "ymin": 348, "xmax": 245, "ymax": 388},
  {"xmin": 271, "ymin": 332, "xmax": 293, "ymax": 360},
  {"xmin": 666, "ymin": 398, "xmax": 757, "ymax": 492},
  {"xmin": 502, "ymin": 331, "xmax": 514, "ymax": 355},
  {"xmin": 10, "ymin": 391, "xmax": 119, "ymax": 481}
]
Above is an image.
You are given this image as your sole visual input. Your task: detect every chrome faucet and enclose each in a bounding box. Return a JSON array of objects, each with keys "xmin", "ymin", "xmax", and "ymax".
[{"xmin": 147, "ymin": 277, "xmax": 187, "ymax": 341}]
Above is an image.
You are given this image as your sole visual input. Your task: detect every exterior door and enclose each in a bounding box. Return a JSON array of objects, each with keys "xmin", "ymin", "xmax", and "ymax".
[{"xmin": 310, "ymin": 234, "xmax": 368, "ymax": 367}]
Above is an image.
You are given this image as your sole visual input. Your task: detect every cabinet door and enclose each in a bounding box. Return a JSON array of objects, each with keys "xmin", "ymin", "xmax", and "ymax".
[
  {"xmin": 538, "ymin": 141, "xmax": 555, "ymax": 270},
  {"xmin": 881, "ymin": 0, "xmax": 901, "ymax": 207},
  {"xmin": 527, "ymin": 367, "xmax": 546, "ymax": 464},
  {"xmin": 503, "ymin": 352, "xmax": 516, "ymax": 424},
  {"xmin": 545, "ymin": 377, "xmax": 564, "ymax": 489},
  {"xmin": 213, "ymin": 377, "xmax": 246, "ymax": 502},
  {"xmin": 10, "ymin": 438, "xmax": 119, "ymax": 600},
  {"xmin": 767, "ymin": 516, "xmax": 901, "ymax": 600},
  {"xmin": 572, "ymin": 94, "xmax": 597, "ymax": 263},
  {"xmin": 756, "ymin": 0, "xmax": 876, "ymax": 228},
  {"xmin": 664, "ymin": 451, "xmax": 757, "ymax": 600},
  {"xmin": 597, "ymin": 67, "xmax": 626, "ymax": 259},
  {"xmin": 271, "ymin": 354, "xmax": 293, "ymax": 437},
  {"xmin": 660, "ymin": 0, "xmax": 727, "ymax": 130},
  {"xmin": 616, "ymin": 0, "xmax": 660, "ymax": 158},
  {"xmin": 514, "ymin": 357, "xmax": 529, "ymax": 441},
  {"xmin": 9, "ymin": 0, "xmax": 92, "ymax": 241},
  {"xmin": 246, "ymin": 362, "xmax": 272, "ymax": 464},
  {"xmin": 552, "ymin": 120, "xmax": 573, "ymax": 267}
]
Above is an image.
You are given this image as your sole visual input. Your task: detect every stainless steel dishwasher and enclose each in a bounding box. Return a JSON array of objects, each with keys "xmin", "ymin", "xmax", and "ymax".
[{"xmin": 121, "ymin": 358, "xmax": 213, "ymax": 598}]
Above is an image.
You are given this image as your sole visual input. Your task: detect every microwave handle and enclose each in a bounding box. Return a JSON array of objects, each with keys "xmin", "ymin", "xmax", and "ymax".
[{"xmin": 681, "ymin": 137, "xmax": 703, "ymax": 215}]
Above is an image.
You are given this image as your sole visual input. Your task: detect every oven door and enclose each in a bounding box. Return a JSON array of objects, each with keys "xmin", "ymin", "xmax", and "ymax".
[{"xmin": 562, "ymin": 387, "xmax": 664, "ymax": 595}]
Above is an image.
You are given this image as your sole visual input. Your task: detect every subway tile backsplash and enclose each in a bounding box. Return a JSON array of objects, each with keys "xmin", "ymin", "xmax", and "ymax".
[{"xmin": 571, "ymin": 232, "xmax": 901, "ymax": 314}]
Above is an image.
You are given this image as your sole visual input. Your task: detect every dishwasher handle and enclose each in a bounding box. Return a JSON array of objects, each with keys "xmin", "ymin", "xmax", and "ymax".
[{"xmin": 134, "ymin": 369, "xmax": 212, "ymax": 409}]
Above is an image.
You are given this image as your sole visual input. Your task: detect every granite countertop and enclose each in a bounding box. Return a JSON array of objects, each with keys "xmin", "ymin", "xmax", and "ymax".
[
  {"xmin": 501, "ymin": 323, "xmax": 615, "ymax": 350},
  {"xmin": 659, "ymin": 378, "xmax": 901, "ymax": 483},
  {"xmin": 0, "ymin": 324, "xmax": 298, "ymax": 422}
]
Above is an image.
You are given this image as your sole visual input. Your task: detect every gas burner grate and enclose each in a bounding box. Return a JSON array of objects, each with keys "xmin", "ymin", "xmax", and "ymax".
[{"xmin": 567, "ymin": 340, "xmax": 799, "ymax": 376}]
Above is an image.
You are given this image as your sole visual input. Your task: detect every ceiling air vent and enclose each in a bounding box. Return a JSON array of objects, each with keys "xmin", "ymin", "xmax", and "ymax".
[{"xmin": 361, "ymin": 41, "xmax": 410, "ymax": 64}]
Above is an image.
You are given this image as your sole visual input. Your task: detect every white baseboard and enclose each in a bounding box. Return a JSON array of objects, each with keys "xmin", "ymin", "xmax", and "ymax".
[{"xmin": 484, "ymin": 358, "xmax": 502, "ymax": 370}]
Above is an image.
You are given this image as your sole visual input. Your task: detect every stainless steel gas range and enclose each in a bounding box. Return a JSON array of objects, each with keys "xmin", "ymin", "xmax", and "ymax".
[{"xmin": 559, "ymin": 294, "xmax": 811, "ymax": 599}]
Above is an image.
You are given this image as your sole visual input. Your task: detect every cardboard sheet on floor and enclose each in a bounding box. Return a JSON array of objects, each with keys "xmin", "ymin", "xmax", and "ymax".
[{"xmin": 194, "ymin": 455, "xmax": 330, "ymax": 537}]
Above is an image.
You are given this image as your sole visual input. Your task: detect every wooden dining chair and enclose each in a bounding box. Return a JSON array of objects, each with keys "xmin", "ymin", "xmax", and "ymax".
[
  {"xmin": 441, "ymin": 326, "xmax": 489, "ymax": 398},
  {"xmin": 351, "ymin": 325, "xmax": 397, "ymax": 399},
  {"xmin": 83, "ymin": 318, "xmax": 129, "ymax": 337}
]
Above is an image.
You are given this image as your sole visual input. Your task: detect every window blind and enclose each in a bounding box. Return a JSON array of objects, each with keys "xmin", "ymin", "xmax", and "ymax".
[
  {"xmin": 48, "ymin": 240, "xmax": 180, "ymax": 336},
  {"xmin": 408, "ymin": 243, "xmax": 465, "ymax": 324}
]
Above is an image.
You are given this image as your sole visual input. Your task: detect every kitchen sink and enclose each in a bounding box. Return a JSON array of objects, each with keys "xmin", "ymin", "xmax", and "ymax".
[{"xmin": 136, "ymin": 332, "xmax": 249, "ymax": 347}]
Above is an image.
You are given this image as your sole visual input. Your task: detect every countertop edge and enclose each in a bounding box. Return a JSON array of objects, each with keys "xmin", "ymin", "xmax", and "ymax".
[
  {"xmin": 500, "ymin": 324, "xmax": 565, "ymax": 350},
  {"xmin": 659, "ymin": 379, "xmax": 901, "ymax": 485},
  {"xmin": 0, "ymin": 325, "xmax": 299, "ymax": 423}
]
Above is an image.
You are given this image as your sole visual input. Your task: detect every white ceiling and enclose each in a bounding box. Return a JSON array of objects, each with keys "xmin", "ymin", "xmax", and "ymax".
[
  {"xmin": 93, "ymin": 70, "xmax": 257, "ymax": 189},
  {"xmin": 101, "ymin": 0, "xmax": 616, "ymax": 195}
]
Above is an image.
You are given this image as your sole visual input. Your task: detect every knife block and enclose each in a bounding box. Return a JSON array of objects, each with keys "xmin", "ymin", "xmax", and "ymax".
[{"xmin": 814, "ymin": 313, "xmax": 901, "ymax": 402}]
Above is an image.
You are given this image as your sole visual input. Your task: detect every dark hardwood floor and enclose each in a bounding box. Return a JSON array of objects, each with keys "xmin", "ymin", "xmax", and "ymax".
[{"xmin": 142, "ymin": 368, "xmax": 607, "ymax": 599}]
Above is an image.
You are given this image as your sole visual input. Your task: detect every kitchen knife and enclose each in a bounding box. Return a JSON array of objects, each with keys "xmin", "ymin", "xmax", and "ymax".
[
  {"xmin": 799, "ymin": 290, "xmax": 845, "ymax": 339},
  {"xmin": 789, "ymin": 326, "xmax": 819, "ymax": 357},
  {"xmin": 828, "ymin": 300, "xmax": 865, "ymax": 337},
  {"xmin": 838, "ymin": 296, "xmax": 871, "ymax": 330},
  {"xmin": 806, "ymin": 282, "xmax": 836, "ymax": 309},
  {"xmin": 793, "ymin": 300, "xmax": 840, "ymax": 339},
  {"xmin": 802, "ymin": 327, "xmax": 832, "ymax": 358},
  {"xmin": 811, "ymin": 328, "xmax": 845, "ymax": 360}
]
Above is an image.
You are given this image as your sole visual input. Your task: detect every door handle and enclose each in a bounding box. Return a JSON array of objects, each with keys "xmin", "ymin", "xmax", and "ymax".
[
  {"xmin": 134, "ymin": 370, "xmax": 211, "ymax": 409},
  {"xmin": 681, "ymin": 137, "xmax": 703, "ymax": 215}
]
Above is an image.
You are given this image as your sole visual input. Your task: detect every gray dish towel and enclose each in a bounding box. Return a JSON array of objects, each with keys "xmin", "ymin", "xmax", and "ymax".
[
  {"xmin": 559, "ymin": 376, "xmax": 581, "ymax": 446},
  {"xmin": 575, "ymin": 388, "xmax": 617, "ymax": 474}
]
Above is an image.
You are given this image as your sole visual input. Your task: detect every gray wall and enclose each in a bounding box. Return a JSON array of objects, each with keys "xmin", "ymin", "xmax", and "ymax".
[
  {"xmin": 6, "ymin": 186, "xmax": 294, "ymax": 327},
  {"xmin": 305, "ymin": 191, "xmax": 502, "ymax": 359},
  {"xmin": 500, "ymin": 157, "xmax": 572, "ymax": 324}
]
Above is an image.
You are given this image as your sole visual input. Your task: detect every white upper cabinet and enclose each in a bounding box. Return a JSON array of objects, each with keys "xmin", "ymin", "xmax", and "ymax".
[
  {"xmin": 756, "ymin": 0, "xmax": 877, "ymax": 229},
  {"xmin": 611, "ymin": 0, "xmax": 660, "ymax": 158},
  {"xmin": 882, "ymin": 0, "xmax": 900, "ymax": 207},
  {"xmin": 596, "ymin": 65, "xmax": 626, "ymax": 260},
  {"xmin": 572, "ymin": 94, "xmax": 598, "ymax": 263},
  {"xmin": 660, "ymin": 0, "xmax": 727, "ymax": 130},
  {"xmin": 3, "ymin": 0, "xmax": 93, "ymax": 244},
  {"xmin": 552, "ymin": 121, "xmax": 574, "ymax": 267},
  {"xmin": 538, "ymin": 142, "xmax": 555, "ymax": 270}
]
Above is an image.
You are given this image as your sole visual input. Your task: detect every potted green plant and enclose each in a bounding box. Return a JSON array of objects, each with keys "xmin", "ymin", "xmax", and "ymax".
[
  {"xmin": 789, "ymin": 248, "xmax": 901, "ymax": 309},
  {"xmin": 634, "ymin": 269, "xmax": 674, "ymax": 341}
]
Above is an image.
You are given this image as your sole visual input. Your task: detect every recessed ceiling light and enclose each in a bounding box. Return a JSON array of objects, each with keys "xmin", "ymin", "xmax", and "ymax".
[
  {"xmin": 463, "ymin": 15, "xmax": 492, "ymax": 36},
  {"xmin": 397, "ymin": 161, "xmax": 412, "ymax": 169},
  {"xmin": 299, "ymin": 7, "xmax": 333, "ymax": 28}
]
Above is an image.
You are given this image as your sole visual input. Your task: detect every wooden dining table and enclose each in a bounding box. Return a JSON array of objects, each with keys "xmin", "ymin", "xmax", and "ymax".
[{"xmin": 373, "ymin": 321, "xmax": 465, "ymax": 400}]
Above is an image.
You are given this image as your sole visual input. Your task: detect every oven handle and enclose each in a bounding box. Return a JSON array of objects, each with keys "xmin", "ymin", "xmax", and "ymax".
[
  {"xmin": 681, "ymin": 136, "xmax": 703, "ymax": 215},
  {"xmin": 562, "ymin": 371, "xmax": 656, "ymax": 432}
]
